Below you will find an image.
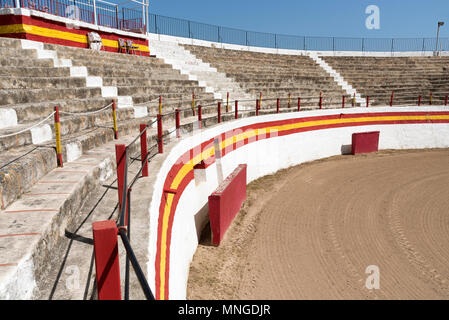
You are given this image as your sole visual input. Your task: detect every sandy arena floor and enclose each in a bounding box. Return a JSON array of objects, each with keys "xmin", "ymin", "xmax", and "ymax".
[{"xmin": 187, "ymin": 149, "xmax": 449, "ymax": 300}]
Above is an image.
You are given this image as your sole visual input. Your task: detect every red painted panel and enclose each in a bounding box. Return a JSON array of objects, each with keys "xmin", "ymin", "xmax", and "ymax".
[
  {"xmin": 208, "ymin": 164, "xmax": 247, "ymax": 246},
  {"xmin": 92, "ymin": 220, "xmax": 121, "ymax": 300},
  {"xmin": 351, "ymin": 131, "xmax": 380, "ymax": 155}
]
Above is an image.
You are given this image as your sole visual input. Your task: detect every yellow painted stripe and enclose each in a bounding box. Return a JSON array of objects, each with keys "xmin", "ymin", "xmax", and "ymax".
[
  {"xmin": 157, "ymin": 112, "xmax": 449, "ymax": 299},
  {"xmin": 159, "ymin": 192, "xmax": 174, "ymax": 300},
  {"xmin": 0, "ymin": 24, "xmax": 150, "ymax": 52}
]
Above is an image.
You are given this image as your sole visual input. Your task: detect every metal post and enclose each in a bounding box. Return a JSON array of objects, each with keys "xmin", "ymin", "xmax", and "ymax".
[
  {"xmin": 115, "ymin": 144, "xmax": 128, "ymax": 222},
  {"xmin": 93, "ymin": 0, "xmax": 98, "ymax": 25},
  {"xmin": 226, "ymin": 92, "xmax": 230, "ymax": 113},
  {"xmin": 157, "ymin": 114, "xmax": 163, "ymax": 153},
  {"xmin": 418, "ymin": 95, "xmax": 422, "ymax": 106},
  {"xmin": 297, "ymin": 97, "xmax": 301, "ymax": 112},
  {"xmin": 175, "ymin": 109, "xmax": 181, "ymax": 138},
  {"xmin": 390, "ymin": 91, "xmax": 394, "ymax": 107},
  {"xmin": 159, "ymin": 96, "xmax": 162, "ymax": 115},
  {"xmin": 342, "ymin": 95, "xmax": 345, "ymax": 109},
  {"xmin": 15, "ymin": 0, "xmax": 20, "ymax": 8},
  {"xmin": 54, "ymin": 106, "xmax": 63, "ymax": 168},
  {"xmin": 366, "ymin": 96, "xmax": 370, "ymax": 108},
  {"xmin": 445, "ymin": 95, "xmax": 448, "ymax": 106},
  {"xmin": 430, "ymin": 92, "xmax": 433, "ymax": 105},
  {"xmin": 319, "ymin": 92, "xmax": 323, "ymax": 109},
  {"xmin": 256, "ymin": 99, "xmax": 259, "ymax": 116},
  {"xmin": 192, "ymin": 93, "xmax": 196, "ymax": 116},
  {"xmin": 217, "ymin": 102, "xmax": 221, "ymax": 123},
  {"xmin": 235, "ymin": 100, "xmax": 238, "ymax": 119},
  {"xmin": 288, "ymin": 93, "xmax": 291, "ymax": 108},
  {"xmin": 124, "ymin": 189, "xmax": 131, "ymax": 300},
  {"xmin": 112, "ymin": 100, "xmax": 118, "ymax": 139},
  {"xmin": 140, "ymin": 124, "xmax": 148, "ymax": 177},
  {"xmin": 198, "ymin": 105, "xmax": 202, "ymax": 128},
  {"xmin": 436, "ymin": 22, "xmax": 445, "ymax": 55},
  {"xmin": 277, "ymin": 98, "xmax": 280, "ymax": 113}
]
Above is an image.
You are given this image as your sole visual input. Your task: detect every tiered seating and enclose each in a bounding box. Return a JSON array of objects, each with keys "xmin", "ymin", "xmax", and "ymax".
[
  {"xmin": 0, "ymin": 37, "xmax": 217, "ymax": 209},
  {"xmin": 323, "ymin": 56, "xmax": 449, "ymax": 106},
  {"xmin": 182, "ymin": 45, "xmax": 349, "ymax": 108}
]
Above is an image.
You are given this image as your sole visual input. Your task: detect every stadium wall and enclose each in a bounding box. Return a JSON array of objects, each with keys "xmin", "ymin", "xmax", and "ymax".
[
  {"xmin": 147, "ymin": 32, "xmax": 449, "ymax": 57},
  {"xmin": 0, "ymin": 8, "xmax": 150, "ymax": 55},
  {"xmin": 147, "ymin": 106, "xmax": 449, "ymax": 300}
]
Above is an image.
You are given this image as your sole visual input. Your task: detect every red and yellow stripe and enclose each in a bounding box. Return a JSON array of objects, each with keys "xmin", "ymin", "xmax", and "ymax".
[
  {"xmin": 0, "ymin": 14, "xmax": 150, "ymax": 54},
  {"xmin": 155, "ymin": 110, "xmax": 449, "ymax": 300}
]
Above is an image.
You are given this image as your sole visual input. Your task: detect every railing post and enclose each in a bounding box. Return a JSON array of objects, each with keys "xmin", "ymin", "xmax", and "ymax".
[
  {"xmin": 390, "ymin": 91, "xmax": 394, "ymax": 107},
  {"xmin": 366, "ymin": 96, "xmax": 370, "ymax": 108},
  {"xmin": 54, "ymin": 106, "xmax": 63, "ymax": 168},
  {"xmin": 115, "ymin": 144, "xmax": 127, "ymax": 220},
  {"xmin": 277, "ymin": 98, "xmax": 280, "ymax": 113},
  {"xmin": 15, "ymin": 0, "xmax": 21, "ymax": 8},
  {"xmin": 92, "ymin": 220, "xmax": 121, "ymax": 300},
  {"xmin": 418, "ymin": 95, "xmax": 422, "ymax": 106},
  {"xmin": 319, "ymin": 92, "xmax": 323, "ymax": 109},
  {"xmin": 192, "ymin": 93, "xmax": 196, "ymax": 116},
  {"xmin": 259, "ymin": 92, "xmax": 262, "ymax": 109},
  {"xmin": 342, "ymin": 95, "xmax": 345, "ymax": 109},
  {"xmin": 217, "ymin": 102, "xmax": 221, "ymax": 123},
  {"xmin": 445, "ymin": 95, "xmax": 448, "ymax": 106},
  {"xmin": 139, "ymin": 124, "xmax": 148, "ymax": 177},
  {"xmin": 288, "ymin": 93, "xmax": 291, "ymax": 108},
  {"xmin": 226, "ymin": 92, "xmax": 230, "ymax": 113},
  {"xmin": 112, "ymin": 100, "xmax": 118, "ymax": 139},
  {"xmin": 175, "ymin": 108, "xmax": 181, "ymax": 138},
  {"xmin": 235, "ymin": 100, "xmax": 238, "ymax": 119},
  {"xmin": 352, "ymin": 93, "xmax": 356, "ymax": 107},
  {"xmin": 93, "ymin": 0, "xmax": 98, "ymax": 25},
  {"xmin": 198, "ymin": 105, "xmax": 202, "ymax": 128},
  {"xmin": 157, "ymin": 114, "xmax": 163, "ymax": 153},
  {"xmin": 159, "ymin": 96, "xmax": 162, "ymax": 115},
  {"xmin": 256, "ymin": 99, "xmax": 259, "ymax": 116},
  {"xmin": 297, "ymin": 97, "xmax": 301, "ymax": 112}
]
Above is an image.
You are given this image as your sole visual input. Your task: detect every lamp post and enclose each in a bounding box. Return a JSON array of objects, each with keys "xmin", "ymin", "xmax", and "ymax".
[{"xmin": 436, "ymin": 21, "xmax": 444, "ymax": 56}]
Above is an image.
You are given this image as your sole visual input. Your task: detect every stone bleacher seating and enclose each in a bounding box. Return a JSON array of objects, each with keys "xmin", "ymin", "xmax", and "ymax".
[
  {"xmin": 182, "ymin": 45, "xmax": 349, "ymax": 108},
  {"xmin": 0, "ymin": 36, "xmax": 218, "ymax": 209},
  {"xmin": 323, "ymin": 56, "xmax": 449, "ymax": 106}
]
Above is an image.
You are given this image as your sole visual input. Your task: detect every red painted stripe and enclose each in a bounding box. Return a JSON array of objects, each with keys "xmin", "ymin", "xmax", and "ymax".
[
  {"xmin": 38, "ymin": 181, "xmax": 78, "ymax": 184},
  {"xmin": 23, "ymin": 193, "xmax": 70, "ymax": 196},
  {"xmin": 4, "ymin": 209, "xmax": 59, "ymax": 213},
  {"xmin": 0, "ymin": 233, "xmax": 40, "ymax": 238}
]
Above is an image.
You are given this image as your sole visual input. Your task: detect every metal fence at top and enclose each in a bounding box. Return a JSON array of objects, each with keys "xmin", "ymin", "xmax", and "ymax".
[
  {"xmin": 0, "ymin": 0, "xmax": 147, "ymax": 33},
  {"xmin": 1, "ymin": 1, "xmax": 448, "ymax": 52},
  {"xmin": 148, "ymin": 13, "xmax": 449, "ymax": 53}
]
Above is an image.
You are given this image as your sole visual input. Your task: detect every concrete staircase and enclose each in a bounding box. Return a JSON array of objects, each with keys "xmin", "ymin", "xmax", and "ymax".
[
  {"xmin": 148, "ymin": 40, "xmax": 254, "ymax": 108},
  {"xmin": 309, "ymin": 53, "xmax": 364, "ymax": 106},
  {"xmin": 181, "ymin": 44, "xmax": 350, "ymax": 109},
  {"xmin": 323, "ymin": 56, "xmax": 449, "ymax": 106}
]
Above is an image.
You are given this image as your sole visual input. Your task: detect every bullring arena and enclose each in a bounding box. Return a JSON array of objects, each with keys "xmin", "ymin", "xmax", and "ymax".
[{"xmin": 0, "ymin": 1, "xmax": 448, "ymax": 301}]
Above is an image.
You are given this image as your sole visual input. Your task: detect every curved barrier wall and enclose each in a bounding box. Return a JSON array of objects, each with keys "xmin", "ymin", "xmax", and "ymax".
[{"xmin": 147, "ymin": 106, "xmax": 449, "ymax": 300}]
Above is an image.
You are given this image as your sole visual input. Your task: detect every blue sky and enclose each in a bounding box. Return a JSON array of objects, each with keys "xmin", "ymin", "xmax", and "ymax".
[{"xmin": 147, "ymin": 0, "xmax": 449, "ymax": 38}]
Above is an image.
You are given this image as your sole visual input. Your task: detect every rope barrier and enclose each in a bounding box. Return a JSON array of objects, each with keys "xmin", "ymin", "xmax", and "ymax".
[{"xmin": 59, "ymin": 103, "xmax": 113, "ymax": 116}]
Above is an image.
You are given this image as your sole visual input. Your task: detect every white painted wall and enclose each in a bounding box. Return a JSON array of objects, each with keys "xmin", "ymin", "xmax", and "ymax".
[
  {"xmin": 147, "ymin": 33, "xmax": 448, "ymax": 57},
  {"xmin": 146, "ymin": 106, "xmax": 449, "ymax": 299}
]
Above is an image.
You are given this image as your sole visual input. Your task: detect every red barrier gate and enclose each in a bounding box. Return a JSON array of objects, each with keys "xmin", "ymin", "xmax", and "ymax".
[
  {"xmin": 208, "ymin": 164, "xmax": 247, "ymax": 246},
  {"xmin": 92, "ymin": 220, "xmax": 121, "ymax": 300},
  {"xmin": 351, "ymin": 131, "xmax": 380, "ymax": 155}
]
